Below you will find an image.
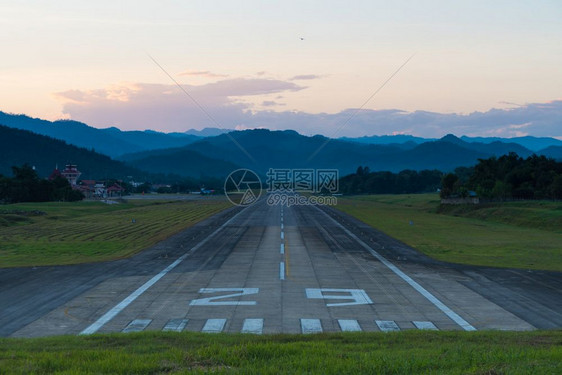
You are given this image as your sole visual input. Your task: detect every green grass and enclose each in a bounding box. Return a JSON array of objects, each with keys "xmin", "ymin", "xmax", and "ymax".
[
  {"xmin": 0, "ymin": 199, "xmax": 231, "ymax": 267},
  {"xmin": 0, "ymin": 330, "xmax": 560, "ymax": 374},
  {"xmin": 335, "ymin": 194, "xmax": 562, "ymax": 271}
]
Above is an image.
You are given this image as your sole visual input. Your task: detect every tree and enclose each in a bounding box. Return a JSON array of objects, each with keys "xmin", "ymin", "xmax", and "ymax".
[
  {"xmin": 550, "ymin": 175, "xmax": 562, "ymax": 200},
  {"xmin": 0, "ymin": 174, "xmax": 8, "ymax": 202},
  {"xmin": 0, "ymin": 164, "xmax": 84, "ymax": 203},
  {"xmin": 135, "ymin": 182, "xmax": 152, "ymax": 194},
  {"xmin": 440, "ymin": 173, "xmax": 459, "ymax": 198},
  {"xmin": 492, "ymin": 180, "xmax": 511, "ymax": 201},
  {"xmin": 8, "ymin": 164, "xmax": 40, "ymax": 202}
]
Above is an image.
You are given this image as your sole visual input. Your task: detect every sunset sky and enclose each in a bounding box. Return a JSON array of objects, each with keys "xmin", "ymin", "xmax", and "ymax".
[{"xmin": 1, "ymin": 1, "xmax": 561, "ymax": 138}]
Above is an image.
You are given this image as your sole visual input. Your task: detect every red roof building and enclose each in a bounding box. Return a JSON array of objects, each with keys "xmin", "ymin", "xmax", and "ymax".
[{"xmin": 60, "ymin": 164, "xmax": 81, "ymax": 186}]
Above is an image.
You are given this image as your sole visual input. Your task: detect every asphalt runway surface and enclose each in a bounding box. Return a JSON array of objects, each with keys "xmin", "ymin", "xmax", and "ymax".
[{"xmin": 1, "ymin": 199, "xmax": 561, "ymax": 337}]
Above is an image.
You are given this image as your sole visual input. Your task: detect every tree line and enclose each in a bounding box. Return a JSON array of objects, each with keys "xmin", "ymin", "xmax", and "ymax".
[
  {"xmin": 339, "ymin": 167, "xmax": 443, "ymax": 195},
  {"xmin": 441, "ymin": 153, "xmax": 562, "ymax": 200},
  {"xmin": 0, "ymin": 164, "xmax": 84, "ymax": 203}
]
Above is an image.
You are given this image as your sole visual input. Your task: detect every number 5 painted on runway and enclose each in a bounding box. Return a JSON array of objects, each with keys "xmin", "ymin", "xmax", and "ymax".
[{"xmin": 189, "ymin": 288, "xmax": 259, "ymax": 306}]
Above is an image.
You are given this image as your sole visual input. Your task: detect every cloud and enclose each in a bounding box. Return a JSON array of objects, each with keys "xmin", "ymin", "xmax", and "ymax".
[
  {"xmin": 242, "ymin": 101, "xmax": 562, "ymax": 139},
  {"xmin": 54, "ymin": 78, "xmax": 562, "ymax": 139},
  {"xmin": 178, "ymin": 70, "xmax": 228, "ymax": 78},
  {"xmin": 235, "ymin": 124, "xmax": 266, "ymax": 131},
  {"xmin": 202, "ymin": 78, "xmax": 304, "ymax": 96},
  {"xmin": 54, "ymin": 78, "xmax": 305, "ymax": 131},
  {"xmin": 261, "ymin": 100, "xmax": 285, "ymax": 107},
  {"xmin": 289, "ymin": 74, "xmax": 324, "ymax": 81}
]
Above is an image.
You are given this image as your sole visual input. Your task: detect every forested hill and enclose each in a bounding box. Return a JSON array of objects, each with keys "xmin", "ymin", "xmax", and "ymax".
[
  {"xmin": 0, "ymin": 125, "xmax": 149, "ymax": 180},
  {"xmin": 121, "ymin": 129, "xmax": 557, "ymax": 176},
  {"xmin": 0, "ymin": 111, "xmax": 200, "ymax": 158}
]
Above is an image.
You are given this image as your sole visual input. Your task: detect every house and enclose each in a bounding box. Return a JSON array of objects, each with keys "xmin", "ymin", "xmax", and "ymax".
[
  {"xmin": 60, "ymin": 164, "xmax": 81, "ymax": 186},
  {"xmin": 49, "ymin": 163, "xmax": 127, "ymax": 199},
  {"xmin": 106, "ymin": 183, "xmax": 126, "ymax": 197}
]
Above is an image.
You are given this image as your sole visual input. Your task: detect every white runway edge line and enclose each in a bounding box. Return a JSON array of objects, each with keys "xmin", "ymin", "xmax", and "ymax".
[
  {"xmin": 80, "ymin": 208, "xmax": 245, "ymax": 335},
  {"xmin": 315, "ymin": 206, "xmax": 476, "ymax": 331}
]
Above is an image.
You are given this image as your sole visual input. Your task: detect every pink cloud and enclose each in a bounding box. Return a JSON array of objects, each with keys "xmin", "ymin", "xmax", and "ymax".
[
  {"xmin": 262, "ymin": 100, "xmax": 285, "ymax": 107},
  {"xmin": 178, "ymin": 70, "xmax": 228, "ymax": 78},
  {"xmin": 54, "ymin": 78, "xmax": 305, "ymax": 131},
  {"xmin": 289, "ymin": 74, "xmax": 324, "ymax": 81},
  {"xmin": 54, "ymin": 78, "xmax": 562, "ymax": 139}
]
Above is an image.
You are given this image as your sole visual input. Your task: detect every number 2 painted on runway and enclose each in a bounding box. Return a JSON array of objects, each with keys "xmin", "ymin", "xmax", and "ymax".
[{"xmin": 189, "ymin": 288, "xmax": 259, "ymax": 306}]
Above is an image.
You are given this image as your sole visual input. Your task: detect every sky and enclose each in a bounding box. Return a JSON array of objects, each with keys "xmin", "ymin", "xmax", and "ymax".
[{"xmin": 1, "ymin": 0, "xmax": 561, "ymax": 138}]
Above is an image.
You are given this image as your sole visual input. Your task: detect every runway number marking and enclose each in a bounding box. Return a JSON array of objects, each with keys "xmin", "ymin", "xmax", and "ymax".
[
  {"xmin": 190, "ymin": 288, "xmax": 259, "ymax": 306},
  {"xmin": 189, "ymin": 288, "xmax": 373, "ymax": 307},
  {"xmin": 305, "ymin": 288, "xmax": 373, "ymax": 307},
  {"xmin": 313, "ymin": 206, "xmax": 476, "ymax": 331}
]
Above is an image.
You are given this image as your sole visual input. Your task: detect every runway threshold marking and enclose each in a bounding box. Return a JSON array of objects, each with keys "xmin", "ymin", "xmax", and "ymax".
[
  {"xmin": 202, "ymin": 319, "xmax": 226, "ymax": 333},
  {"xmin": 301, "ymin": 318, "xmax": 322, "ymax": 334},
  {"xmin": 163, "ymin": 318, "xmax": 188, "ymax": 332},
  {"xmin": 376, "ymin": 320, "xmax": 400, "ymax": 332},
  {"xmin": 242, "ymin": 318, "xmax": 264, "ymax": 334},
  {"xmin": 338, "ymin": 319, "xmax": 362, "ymax": 332},
  {"xmin": 315, "ymin": 206, "xmax": 477, "ymax": 332},
  {"xmin": 80, "ymin": 208, "xmax": 245, "ymax": 335},
  {"xmin": 122, "ymin": 319, "xmax": 151, "ymax": 333},
  {"xmin": 413, "ymin": 321, "xmax": 438, "ymax": 330}
]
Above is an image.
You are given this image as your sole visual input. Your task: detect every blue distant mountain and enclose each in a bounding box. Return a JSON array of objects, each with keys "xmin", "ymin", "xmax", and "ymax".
[
  {"xmin": 461, "ymin": 136, "xmax": 562, "ymax": 152},
  {"xmin": 122, "ymin": 131, "xmax": 559, "ymax": 177},
  {"xmin": 341, "ymin": 133, "xmax": 562, "ymax": 152},
  {"xmin": 0, "ymin": 111, "xmax": 200, "ymax": 158},
  {"xmin": 184, "ymin": 127, "xmax": 233, "ymax": 137},
  {"xmin": 340, "ymin": 134, "xmax": 433, "ymax": 146},
  {"xmin": 2, "ymin": 111, "xmax": 562, "ymax": 179}
]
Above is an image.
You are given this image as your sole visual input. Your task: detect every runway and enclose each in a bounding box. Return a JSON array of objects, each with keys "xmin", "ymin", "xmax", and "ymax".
[{"xmin": 1, "ymin": 198, "xmax": 561, "ymax": 337}]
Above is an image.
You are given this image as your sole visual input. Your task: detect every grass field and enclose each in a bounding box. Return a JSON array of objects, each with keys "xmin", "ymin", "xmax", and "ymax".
[
  {"xmin": 0, "ymin": 198, "xmax": 231, "ymax": 267},
  {"xmin": 336, "ymin": 194, "xmax": 562, "ymax": 272},
  {"xmin": 0, "ymin": 330, "xmax": 560, "ymax": 374}
]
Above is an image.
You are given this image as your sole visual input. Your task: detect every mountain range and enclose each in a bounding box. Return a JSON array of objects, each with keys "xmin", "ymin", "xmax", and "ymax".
[
  {"xmin": 0, "ymin": 125, "xmax": 148, "ymax": 180},
  {"xmin": 121, "ymin": 130, "xmax": 562, "ymax": 177},
  {"xmin": 0, "ymin": 112, "xmax": 200, "ymax": 158},
  {"xmin": 1, "ymin": 111, "xmax": 562, "ymax": 181}
]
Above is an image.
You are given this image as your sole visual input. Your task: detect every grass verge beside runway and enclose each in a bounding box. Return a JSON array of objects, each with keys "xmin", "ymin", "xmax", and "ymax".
[
  {"xmin": 336, "ymin": 194, "xmax": 562, "ymax": 271},
  {"xmin": 0, "ymin": 330, "xmax": 561, "ymax": 374},
  {"xmin": 0, "ymin": 199, "xmax": 230, "ymax": 267}
]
